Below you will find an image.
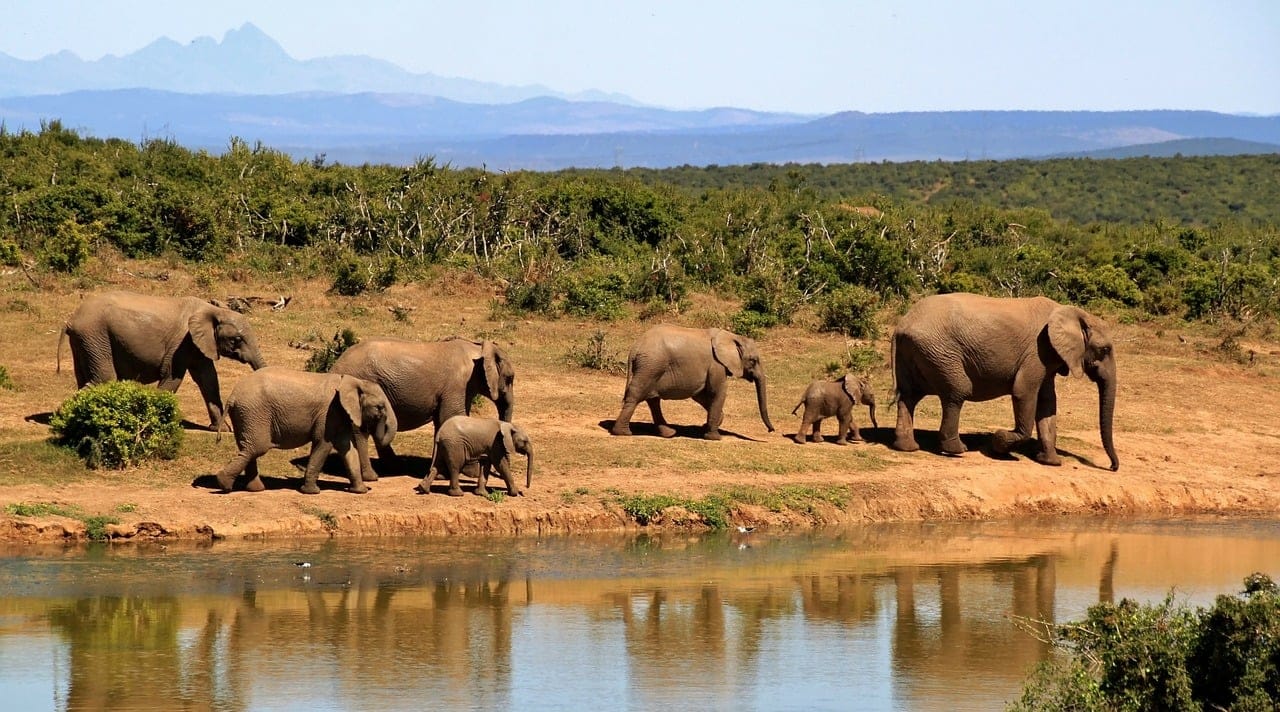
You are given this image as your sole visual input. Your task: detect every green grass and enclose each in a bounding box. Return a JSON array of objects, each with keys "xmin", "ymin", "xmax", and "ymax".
[
  {"xmin": 4, "ymin": 501, "xmax": 121, "ymax": 541},
  {"xmin": 0, "ymin": 439, "xmax": 112, "ymax": 486},
  {"xmin": 301, "ymin": 505, "xmax": 338, "ymax": 532},
  {"xmin": 486, "ymin": 490, "xmax": 506, "ymax": 504},
  {"xmin": 615, "ymin": 483, "xmax": 853, "ymax": 529}
]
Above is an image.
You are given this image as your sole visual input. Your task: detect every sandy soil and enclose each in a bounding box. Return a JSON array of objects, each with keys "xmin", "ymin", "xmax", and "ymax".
[{"xmin": 2, "ymin": 261, "xmax": 1279, "ymax": 542}]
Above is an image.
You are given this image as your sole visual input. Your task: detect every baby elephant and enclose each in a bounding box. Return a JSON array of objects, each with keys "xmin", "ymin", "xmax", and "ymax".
[
  {"xmin": 421, "ymin": 416, "xmax": 533, "ymax": 497},
  {"xmin": 215, "ymin": 367, "xmax": 397, "ymax": 494},
  {"xmin": 791, "ymin": 374, "xmax": 878, "ymax": 445}
]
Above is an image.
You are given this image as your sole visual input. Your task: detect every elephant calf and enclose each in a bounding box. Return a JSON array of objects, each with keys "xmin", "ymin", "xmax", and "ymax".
[
  {"xmin": 422, "ymin": 416, "xmax": 533, "ymax": 497},
  {"xmin": 791, "ymin": 374, "xmax": 878, "ymax": 445},
  {"xmin": 215, "ymin": 367, "xmax": 397, "ymax": 494}
]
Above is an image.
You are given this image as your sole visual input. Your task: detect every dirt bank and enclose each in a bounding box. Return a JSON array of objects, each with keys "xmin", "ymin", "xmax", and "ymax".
[{"xmin": 3, "ymin": 268, "xmax": 1279, "ymax": 543}]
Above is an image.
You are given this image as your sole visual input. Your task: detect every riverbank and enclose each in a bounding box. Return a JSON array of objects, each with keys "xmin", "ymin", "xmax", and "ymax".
[{"xmin": 3, "ymin": 264, "xmax": 1279, "ymax": 542}]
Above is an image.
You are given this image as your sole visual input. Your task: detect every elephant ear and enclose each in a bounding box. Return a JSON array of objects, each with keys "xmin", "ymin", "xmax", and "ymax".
[
  {"xmin": 187, "ymin": 309, "xmax": 220, "ymax": 361},
  {"xmin": 481, "ymin": 341, "xmax": 502, "ymax": 401},
  {"xmin": 1047, "ymin": 306, "xmax": 1087, "ymax": 376},
  {"xmin": 337, "ymin": 377, "xmax": 364, "ymax": 430},
  {"xmin": 840, "ymin": 375, "xmax": 859, "ymax": 403},
  {"xmin": 497, "ymin": 422, "xmax": 516, "ymax": 456},
  {"xmin": 711, "ymin": 330, "xmax": 744, "ymax": 378}
]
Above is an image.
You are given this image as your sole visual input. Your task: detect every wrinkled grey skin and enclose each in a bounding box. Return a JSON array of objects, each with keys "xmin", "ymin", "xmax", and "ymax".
[
  {"xmin": 59, "ymin": 291, "xmax": 266, "ymax": 428},
  {"xmin": 790, "ymin": 375, "xmax": 879, "ymax": 445},
  {"xmin": 421, "ymin": 416, "xmax": 533, "ymax": 497},
  {"xmin": 331, "ymin": 336, "xmax": 515, "ymax": 476},
  {"xmin": 215, "ymin": 368, "xmax": 397, "ymax": 494},
  {"xmin": 891, "ymin": 292, "xmax": 1119, "ymax": 471},
  {"xmin": 611, "ymin": 325, "xmax": 775, "ymax": 440}
]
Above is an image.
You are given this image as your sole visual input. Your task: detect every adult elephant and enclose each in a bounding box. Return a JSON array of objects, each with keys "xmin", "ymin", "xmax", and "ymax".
[
  {"xmin": 890, "ymin": 292, "xmax": 1119, "ymax": 471},
  {"xmin": 330, "ymin": 336, "xmax": 515, "ymax": 474},
  {"xmin": 610, "ymin": 325, "xmax": 775, "ymax": 440},
  {"xmin": 59, "ymin": 291, "xmax": 266, "ymax": 428}
]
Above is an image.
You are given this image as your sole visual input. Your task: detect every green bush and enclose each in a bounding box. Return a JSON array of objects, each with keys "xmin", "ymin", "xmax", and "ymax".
[
  {"xmin": 0, "ymin": 238, "xmax": 20, "ymax": 266},
  {"xmin": 1012, "ymin": 574, "xmax": 1280, "ymax": 712},
  {"xmin": 330, "ymin": 254, "xmax": 398, "ymax": 296},
  {"xmin": 502, "ymin": 279, "xmax": 558, "ymax": 316},
  {"xmin": 562, "ymin": 271, "xmax": 627, "ymax": 320},
  {"xmin": 0, "ymin": 364, "xmax": 14, "ymax": 390},
  {"xmin": 305, "ymin": 328, "xmax": 359, "ymax": 373},
  {"xmin": 566, "ymin": 330, "xmax": 626, "ymax": 372},
  {"xmin": 49, "ymin": 381, "xmax": 183, "ymax": 469},
  {"xmin": 730, "ymin": 309, "xmax": 779, "ymax": 339},
  {"xmin": 41, "ymin": 218, "xmax": 94, "ymax": 273},
  {"xmin": 816, "ymin": 284, "xmax": 881, "ymax": 339}
]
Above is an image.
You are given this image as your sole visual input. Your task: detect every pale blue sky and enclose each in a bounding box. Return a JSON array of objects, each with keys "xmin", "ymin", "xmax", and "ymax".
[{"xmin": 1, "ymin": 0, "xmax": 1276, "ymax": 114}]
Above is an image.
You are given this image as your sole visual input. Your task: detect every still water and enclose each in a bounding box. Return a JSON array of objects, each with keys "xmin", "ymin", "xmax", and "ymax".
[{"xmin": 1, "ymin": 517, "xmax": 1278, "ymax": 711}]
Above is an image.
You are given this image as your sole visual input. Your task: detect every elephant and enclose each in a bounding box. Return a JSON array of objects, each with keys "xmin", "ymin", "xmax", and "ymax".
[
  {"xmin": 420, "ymin": 416, "xmax": 532, "ymax": 497},
  {"xmin": 214, "ymin": 367, "xmax": 397, "ymax": 494},
  {"xmin": 330, "ymin": 336, "xmax": 515, "ymax": 475},
  {"xmin": 610, "ymin": 325, "xmax": 775, "ymax": 440},
  {"xmin": 890, "ymin": 292, "xmax": 1119, "ymax": 471},
  {"xmin": 58, "ymin": 291, "xmax": 266, "ymax": 428},
  {"xmin": 790, "ymin": 374, "xmax": 879, "ymax": 445}
]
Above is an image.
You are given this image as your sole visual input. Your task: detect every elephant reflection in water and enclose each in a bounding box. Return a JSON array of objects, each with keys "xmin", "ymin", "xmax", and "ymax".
[
  {"xmin": 609, "ymin": 584, "xmax": 797, "ymax": 707},
  {"xmin": 48, "ymin": 596, "xmax": 246, "ymax": 711},
  {"xmin": 223, "ymin": 564, "xmax": 520, "ymax": 709},
  {"xmin": 796, "ymin": 574, "xmax": 880, "ymax": 625},
  {"xmin": 890, "ymin": 556, "xmax": 1057, "ymax": 692}
]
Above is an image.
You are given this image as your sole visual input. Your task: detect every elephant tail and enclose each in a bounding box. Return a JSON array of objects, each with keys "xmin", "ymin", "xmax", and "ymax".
[
  {"xmin": 888, "ymin": 332, "xmax": 900, "ymax": 406},
  {"xmin": 215, "ymin": 399, "xmax": 234, "ymax": 443},
  {"xmin": 56, "ymin": 325, "xmax": 68, "ymax": 373},
  {"xmin": 791, "ymin": 400, "xmax": 803, "ymax": 416}
]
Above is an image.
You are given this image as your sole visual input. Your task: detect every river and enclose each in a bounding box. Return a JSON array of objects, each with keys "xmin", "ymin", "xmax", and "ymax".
[{"xmin": 1, "ymin": 516, "xmax": 1278, "ymax": 711}]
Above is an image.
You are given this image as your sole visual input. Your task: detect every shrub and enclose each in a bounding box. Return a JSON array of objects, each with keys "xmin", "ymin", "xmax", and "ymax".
[
  {"xmin": 562, "ymin": 271, "xmax": 627, "ymax": 321},
  {"xmin": 566, "ymin": 330, "xmax": 626, "ymax": 373},
  {"xmin": 816, "ymin": 284, "xmax": 881, "ymax": 339},
  {"xmin": 0, "ymin": 364, "xmax": 14, "ymax": 390},
  {"xmin": 330, "ymin": 254, "xmax": 398, "ymax": 296},
  {"xmin": 1012, "ymin": 574, "xmax": 1280, "ymax": 712},
  {"xmin": 0, "ymin": 238, "xmax": 20, "ymax": 267},
  {"xmin": 305, "ymin": 329, "xmax": 359, "ymax": 373},
  {"xmin": 49, "ymin": 381, "xmax": 183, "ymax": 469},
  {"xmin": 729, "ymin": 309, "xmax": 779, "ymax": 339},
  {"xmin": 501, "ymin": 279, "xmax": 557, "ymax": 316},
  {"xmin": 41, "ymin": 218, "xmax": 94, "ymax": 273}
]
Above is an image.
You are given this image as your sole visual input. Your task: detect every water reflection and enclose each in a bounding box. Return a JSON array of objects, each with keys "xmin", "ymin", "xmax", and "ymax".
[{"xmin": 2, "ymin": 518, "xmax": 1278, "ymax": 711}]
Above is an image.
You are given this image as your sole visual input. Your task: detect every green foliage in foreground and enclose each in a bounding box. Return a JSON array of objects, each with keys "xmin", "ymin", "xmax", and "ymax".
[
  {"xmin": 5, "ymin": 502, "xmax": 121, "ymax": 541},
  {"xmin": 616, "ymin": 484, "xmax": 852, "ymax": 529},
  {"xmin": 304, "ymin": 328, "xmax": 359, "ymax": 373},
  {"xmin": 1012, "ymin": 573, "xmax": 1280, "ymax": 711},
  {"xmin": 4, "ymin": 123, "xmax": 1279, "ymax": 329},
  {"xmin": 49, "ymin": 381, "xmax": 183, "ymax": 469}
]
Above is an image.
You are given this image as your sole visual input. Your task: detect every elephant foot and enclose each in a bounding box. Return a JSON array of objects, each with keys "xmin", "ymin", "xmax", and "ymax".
[
  {"xmin": 940, "ymin": 436, "xmax": 967, "ymax": 456},
  {"xmin": 610, "ymin": 424, "xmax": 632, "ymax": 437},
  {"xmin": 215, "ymin": 474, "xmax": 237, "ymax": 493},
  {"xmin": 657, "ymin": 424, "xmax": 677, "ymax": 438},
  {"xmin": 475, "ymin": 486, "xmax": 489, "ymax": 497},
  {"xmin": 362, "ymin": 471, "xmax": 379, "ymax": 483},
  {"xmin": 446, "ymin": 487, "xmax": 465, "ymax": 497},
  {"xmin": 809, "ymin": 434, "xmax": 822, "ymax": 443},
  {"xmin": 1035, "ymin": 451, "xmax": 1063, "ymax": 467},
  {"xmin": 244, "ymin": 477, "xmax": 265, "ymax": 493},
  {"xmin": 703, "ymin": 429, "xmax": 722, "ymax": 441},
  {"xmin": 835, "ymin": 439, "xmax": 848, "ymax": 446},
  {"xmin": 299, "ymin": 483, "xmax": 321, "ymax": 495},
  {"xmin": 348, "ymin": 483, "xmax": 369, "ymax": 494},
  {"xmin": 891, "ymin": 433, "xmax": 920, "ymax": 452},
  {"xmin": 792, "ymin": 434, "xmax": 806, "ymax": 445},
  {"xmin": 414, "ymin": 481, "xmax": 431, "ymax": 495},
  {"xmin": 990, "ymin": 430, "xmax": 1029, "ymax": 455}
]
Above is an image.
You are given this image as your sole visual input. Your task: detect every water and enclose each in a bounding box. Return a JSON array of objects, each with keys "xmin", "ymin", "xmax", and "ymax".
[{"xmin": 1, "ymin": 517, "xmax": 1278, "ymax": 711}]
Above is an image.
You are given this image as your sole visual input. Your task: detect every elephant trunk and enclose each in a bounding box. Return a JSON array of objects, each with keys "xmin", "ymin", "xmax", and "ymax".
[
  {"xmin": 867, "ymin": 395, "xmax": 879, "ymax": 430},
  {"xmin": 754, "ymin": 376, "xmax": 775, "ymax": 432},
  {"xmin": 496, "ymin": 393, "xmax": 515, "ymax": 422},
  {"xmin": 374, "ymin": 411, "xmax": 397, "ymax": 449},
  {"xmin": 523, "ymin": 444, "xmax": 534, "ymax": 489},
  {"xmin": 1097, "ymin": 375, "xmax": 1119, "ymax": 472}
]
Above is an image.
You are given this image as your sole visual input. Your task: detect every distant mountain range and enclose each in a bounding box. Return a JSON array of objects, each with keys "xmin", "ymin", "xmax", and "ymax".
[
  {"xmin": 0, "ymin": 23, "xmax": 634, "ymax": 105},
  {"xmin": 1, "ymin": 24, "xmax": 1277, "ymax": 170}
]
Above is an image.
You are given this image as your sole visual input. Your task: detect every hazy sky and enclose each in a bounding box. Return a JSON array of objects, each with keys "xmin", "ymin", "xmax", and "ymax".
[{"xmin": 1, "ymin": 0, "xmax": 1276, "ymax": 114}]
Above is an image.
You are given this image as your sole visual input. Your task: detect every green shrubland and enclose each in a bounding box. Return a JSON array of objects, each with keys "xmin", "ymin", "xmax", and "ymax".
[
  {"xmin": 48, "ymin": 381, "xmax": 183, "ymax": 469},
  {"xmin": 3, "ymin": 122, "xmax": 1278, "ymax": 330},
  {"xmin": 1012, "ymin": 574, "xmax": 1280, "ymax": 711}
]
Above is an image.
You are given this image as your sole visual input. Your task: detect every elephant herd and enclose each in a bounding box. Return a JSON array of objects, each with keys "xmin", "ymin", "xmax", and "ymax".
[{"xmin": 55, "ymin": 289, "xmax": 1120, "ymax": 497}]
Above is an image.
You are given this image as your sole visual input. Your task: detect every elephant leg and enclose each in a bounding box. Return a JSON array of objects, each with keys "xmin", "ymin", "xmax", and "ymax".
[
  {"xmin": 474, "ymin": 460, "xmax": 490, "ymax": 497},
  {"xmin": 497, "ymin": 458, "xmax": 520, "ymax": 496},
  {"xmin": 446, "ymin": 463, "xmax": 466, "ymax": 497},
  {"xmin": 809, "ymin": 418, "xmax": 823, "ymax": 443},
  {"xmin": 893, "ymin": 395, "xmax": 922, "ymax": 452},
  {"xmin": 938, "ymin": 398, "xmax": 967, "ymax": 455},
  {"xmin": 647, "ymin": 398, "xmax": 676, "ymax": 438},
  {"xmin": 216, "ymin": 448, "xmax": 263, "ymax": 493},
  {"xmin": 696, "ymin": 389, "xmax": 726, "ymax": 440},
  {"xmin": 992, "ymin": 392, "xmax": 1037, "ymax": 456},
  {"xmin": 835, "ymin": 413, "xmax": 852, "ymax": 445},
  {"xmin": 1033, "ymin": 382, "xmax": 1061, "ymax": 466},
  {"xmin": 243, "ymin": 460, "xmax": 264, "ymax": 492},
  {"xmin": 792, "ymin": 408, "xmax": 811, "ymax": 444},
  {"xmin": 611, "ymin": 397, "xmax": 640, "ymax": 436},
  {"xmin": 335, "ymin": 437, "xmax": 368, "ymax": 494},
  {"xmin": 355, "ymin": 433, "xmax": 378, "ymax": 482},
  {"xmin": 374, "ymin": 440, "xmax": 400, "ymax": 472},
  {"xmin": 188, "ymin": 358, "xmax": 224, "ymax": 430},
  {"xmin": 300, "ymin": 441, "xmax": 334, "ymax": 495}
]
